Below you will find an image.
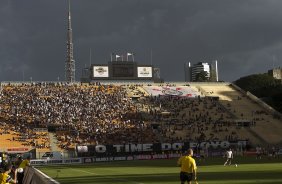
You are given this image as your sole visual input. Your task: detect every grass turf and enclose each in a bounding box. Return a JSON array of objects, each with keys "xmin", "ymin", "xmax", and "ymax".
[{"xmin": 38, "ymin": 156, "xmax": 282, "ymax": 184}]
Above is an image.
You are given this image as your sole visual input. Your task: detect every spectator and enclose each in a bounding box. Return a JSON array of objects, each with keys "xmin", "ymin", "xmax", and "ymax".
[{"xmin": 0, "ymin": 164, "xmax": 17, "ymax": 184}]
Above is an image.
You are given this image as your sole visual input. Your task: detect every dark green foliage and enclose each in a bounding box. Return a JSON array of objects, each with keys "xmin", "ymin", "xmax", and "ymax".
[
  {"xmin": 272, "ymin": 91, "xmax": 282, "ymax": 112},
  {"xmin": 234, "ymin": 74, "xmax": 282, "ymax": 113},
  {"xmin": 195, "ymin": 71, "xmax": 209, "ymax": 82}
]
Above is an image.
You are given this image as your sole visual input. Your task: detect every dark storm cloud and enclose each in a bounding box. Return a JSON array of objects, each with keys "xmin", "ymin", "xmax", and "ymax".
[{"xmin": 1, "ymin": 0, "xmax": 282, "ymax": 82}]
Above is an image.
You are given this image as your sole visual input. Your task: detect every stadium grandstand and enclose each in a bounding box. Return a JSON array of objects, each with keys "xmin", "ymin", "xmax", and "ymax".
[
  {"xmin": 1, "ymin": 1, "xmax": 281, "ymax": 183},
  {"xmin": 1, "ymin": 82, "xmax": 281, "ymax": 157}
]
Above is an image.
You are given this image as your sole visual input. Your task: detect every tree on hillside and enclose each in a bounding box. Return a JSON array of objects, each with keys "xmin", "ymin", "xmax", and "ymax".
[
  {"xmin": 234, "ymin": 74, "xmax": 280, "ymax": 92},
  {"xmin": 234, "ymin": 73, "xmax": 282, "ymax": 113},
  {"xmin": 273, "ymin": 91, "xmax": 282, "ymax": 112}
]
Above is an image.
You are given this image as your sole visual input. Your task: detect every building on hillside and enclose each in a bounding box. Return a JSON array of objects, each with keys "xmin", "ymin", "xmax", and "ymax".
[
  {"xmin": 184, "ymin": 60, "xmax": 218, "ymax": 82},
  {"xmin": 210, "ymin": 60, "xmax": 219, "ymax": 82},
  {"xmin": 268, "ymin": 67, "xmax": 282, "ymax": 80}
]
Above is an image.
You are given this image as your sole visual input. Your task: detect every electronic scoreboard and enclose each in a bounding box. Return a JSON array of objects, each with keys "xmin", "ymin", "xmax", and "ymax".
[{"xmin": 91, "ymin": 61, "xmax": 153, "ymax": 80}]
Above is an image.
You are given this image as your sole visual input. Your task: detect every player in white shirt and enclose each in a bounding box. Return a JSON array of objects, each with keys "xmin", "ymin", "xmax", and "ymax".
[
  {"xmin": 224, "ymin": 148, "xmax": 233, "ymax": 166},
  {"xmin": 256, "ymin": 146, "xmax": 262, "ymax": 159}
]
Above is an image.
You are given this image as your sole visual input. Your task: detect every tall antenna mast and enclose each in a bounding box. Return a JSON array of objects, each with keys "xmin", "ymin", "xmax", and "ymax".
[
  {"xmin": 65, "ymin": 0, "xmax": 75, "ymax": 82},
  {"xmin": 89, "ymin": 48, "xmax": 92, "ymax": 67},
  {"xmin": 150, "ymin": 49, "xmax": 153, "ymax": 65},
  {"xmin": 272, "ymin": 55, "xmax": 275, "ymax": 69}
]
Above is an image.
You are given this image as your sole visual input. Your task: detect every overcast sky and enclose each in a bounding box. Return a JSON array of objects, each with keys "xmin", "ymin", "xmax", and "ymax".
[{"xmin": 0, "ymin": 0, "xmax": 282, "ymax": 82}]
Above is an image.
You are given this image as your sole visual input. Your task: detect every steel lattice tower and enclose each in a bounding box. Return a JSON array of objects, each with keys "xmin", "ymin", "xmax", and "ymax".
[{"xmin": 65, "ymin": 0, "xmax": 75, "ymax": 82}]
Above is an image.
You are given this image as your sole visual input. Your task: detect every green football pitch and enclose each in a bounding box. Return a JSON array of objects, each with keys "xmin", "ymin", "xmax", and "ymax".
[{"xmin": 38, "ymin": 157, "xmax": 282, "ymax": 184}]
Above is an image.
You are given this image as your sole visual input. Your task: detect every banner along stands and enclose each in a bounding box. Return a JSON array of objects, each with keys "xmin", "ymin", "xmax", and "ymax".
[
  {"xmin": 6, "ymin": 147, "xmax": 29, "ymax": 153},
  {"xmin": 77, "ymin": 141, "xmax": 248, "ymax": 157}
]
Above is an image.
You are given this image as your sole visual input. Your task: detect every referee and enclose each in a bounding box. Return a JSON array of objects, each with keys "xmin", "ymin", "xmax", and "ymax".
[{"xmin": 177, "ymin": 148, "xmax": 197, "ymax": 184}]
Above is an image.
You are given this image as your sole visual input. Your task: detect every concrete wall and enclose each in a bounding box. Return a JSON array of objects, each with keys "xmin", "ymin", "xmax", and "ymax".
[{"xmin": 23, "ymin": 166, "xmax": 59, "ymax": 184}]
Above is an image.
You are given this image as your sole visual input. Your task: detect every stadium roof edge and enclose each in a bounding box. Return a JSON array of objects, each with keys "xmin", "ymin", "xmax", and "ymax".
[{"xmin": 0, "ymin": 81, "xmax": 231, "ymax": 86}]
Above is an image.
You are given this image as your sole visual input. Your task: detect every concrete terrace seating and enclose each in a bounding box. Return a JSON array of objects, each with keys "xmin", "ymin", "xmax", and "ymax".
[
  {"xmin": 197, "ymin": 84, "xmax": 282, "ymax": 145},
  {"xmin": 0, "ymin": 82, "xmax": 281, "ymax": 150},
  {"xmin": 136, "ymin": 92, "xmax": 241, "ymax": 143},
  {"xmin": 0, "ymin": 127, "xmax": 51, "ymax": 151},
  {"xmin": 0, "ymin": 131, "xmax": 24, "ymax": 148}
]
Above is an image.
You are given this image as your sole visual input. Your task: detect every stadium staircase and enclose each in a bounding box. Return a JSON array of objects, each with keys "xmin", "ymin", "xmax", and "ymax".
[
  {"xmin": 49, "ymin": 132, "xmax": 60, "ymax": 152},
  {"xmin": 217, "ymin": 101, "xmax": 237, "ymax": 119},
  {"xmin": 245, "ymin": 127, "xmax": 268, "ymax": 145}
]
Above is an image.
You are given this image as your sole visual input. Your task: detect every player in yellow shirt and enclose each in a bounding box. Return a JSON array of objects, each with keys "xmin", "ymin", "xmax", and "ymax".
[
  {"xmin": 177, "ymin": 149, "xmax": 197, "ymax": 184},
  {"xmin": 0, "ymin": 164, "xmax": 17, "ymax": 184}
]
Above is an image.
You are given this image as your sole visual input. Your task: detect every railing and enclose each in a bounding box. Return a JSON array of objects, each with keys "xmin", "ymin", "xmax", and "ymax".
[
  {"xmin": 231, "ymin": 83, "xmax": 282, "ymax": 120},
  {"xmin": 0, "ymin": 81, "xmax": 231, "ymax": 86},
  {"xmin": 246, "ymin": 91, "xmax": 282, "ymax": 119},
  {"xmin": 33, "ymin": 128, "xmax": 48, "ymax": 132}
]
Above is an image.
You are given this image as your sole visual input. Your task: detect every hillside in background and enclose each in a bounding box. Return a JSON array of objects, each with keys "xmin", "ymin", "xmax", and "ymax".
[{"xmin": 234, "ymin": 74, "xmax": 282, "ymax": 113}]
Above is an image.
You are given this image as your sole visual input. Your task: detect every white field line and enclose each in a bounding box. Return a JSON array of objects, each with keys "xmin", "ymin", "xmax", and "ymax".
[
  {"xmin": 69, "ymin": 168, "xmax": 144, "ymax": 184},
  {"xmin": 69, "ymin": 168, "xmax": 99, "ymax": 175}
]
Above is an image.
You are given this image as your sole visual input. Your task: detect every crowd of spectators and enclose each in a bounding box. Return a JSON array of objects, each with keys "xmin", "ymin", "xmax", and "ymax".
[
  {"xmin": 0, "ymin": 82, "xmax": 263, "ymax": 151},
  {"xmin": 136, "ymin": 94, "xmax": 243, "ymax": 143},
  {"xmin": 0, "ymin": 83, "xmax": 157, "ymax": 149}
]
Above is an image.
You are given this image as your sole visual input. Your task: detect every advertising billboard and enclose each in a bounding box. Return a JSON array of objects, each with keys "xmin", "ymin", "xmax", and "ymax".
[
  {"xmin": 137, "ymin": 67, "xmax": 152, "ymax": 78},
  {"xmin": 93, "ymin": 66, "xmax": 109, "ymax": 78},
  {"xmin": 77, "ymin": 146, "xmax": 88, "ymax": 153}
]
